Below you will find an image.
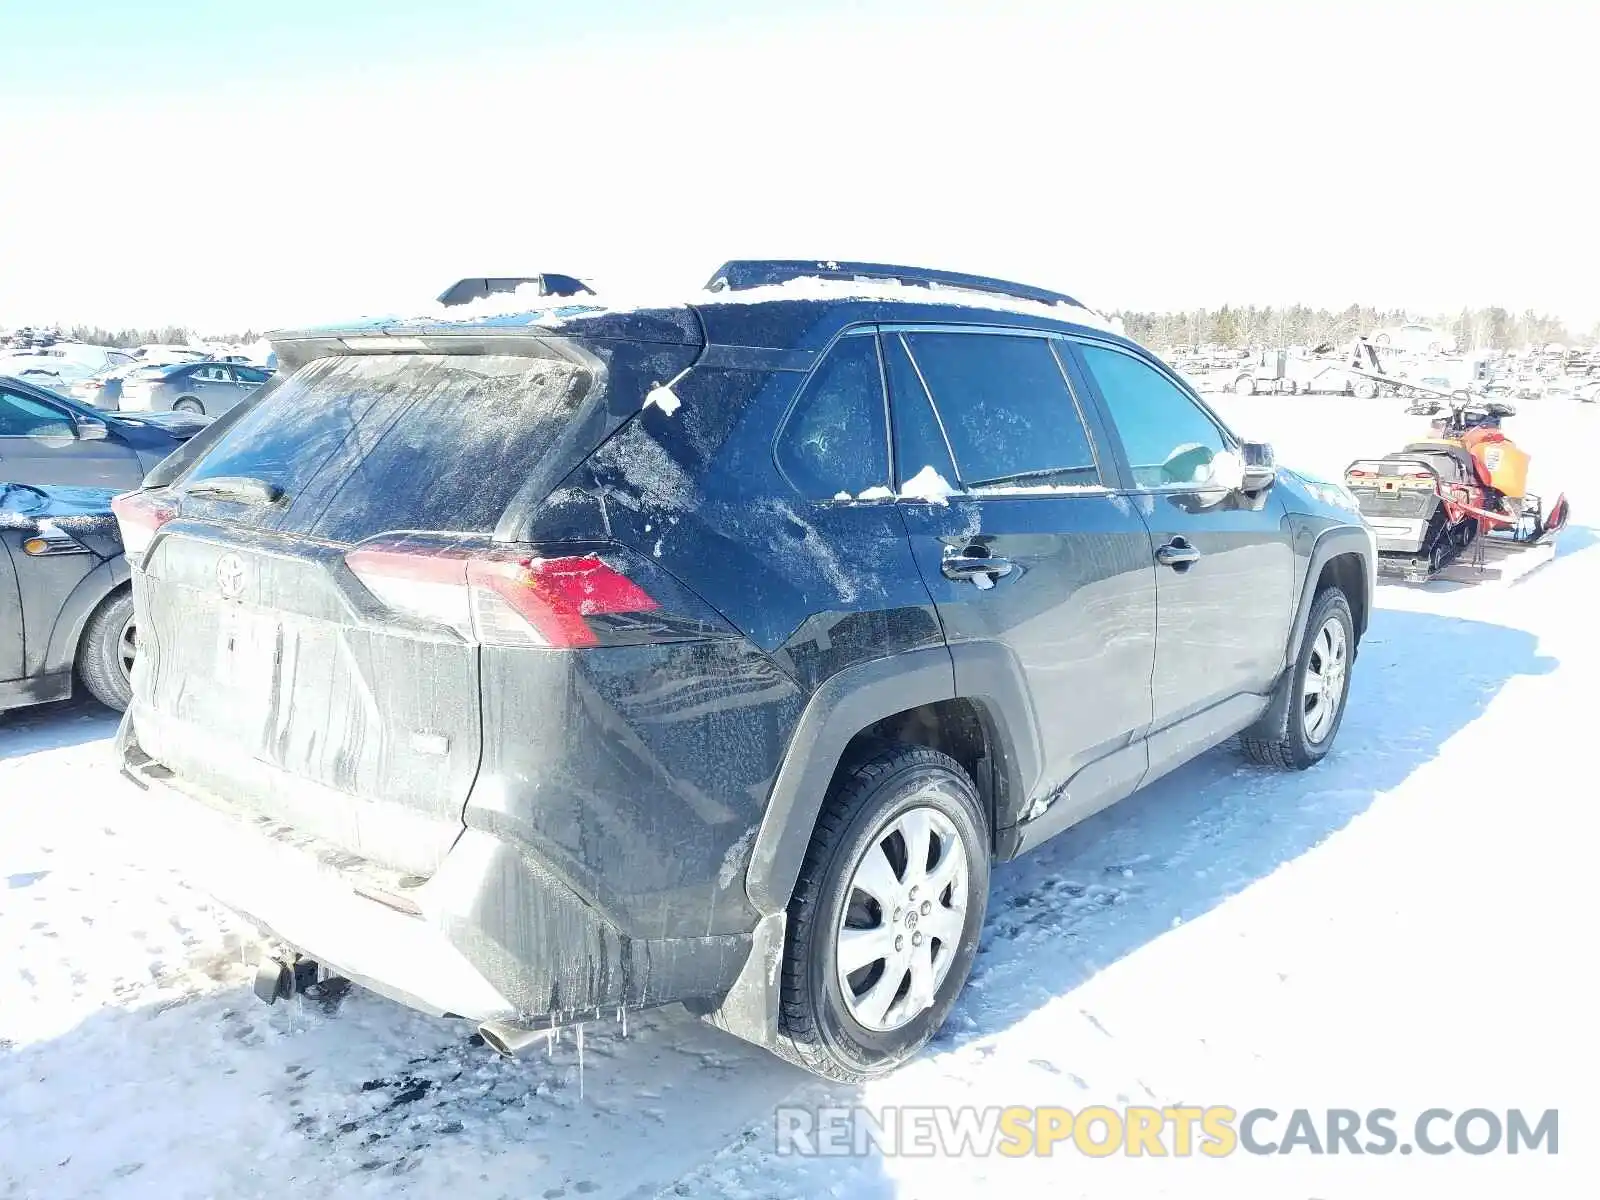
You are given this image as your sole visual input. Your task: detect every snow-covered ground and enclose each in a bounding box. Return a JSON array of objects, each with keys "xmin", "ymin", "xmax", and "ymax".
[{"xmin": 3, "ymin": 396, "xmax": 1596, "ymax": 1199}]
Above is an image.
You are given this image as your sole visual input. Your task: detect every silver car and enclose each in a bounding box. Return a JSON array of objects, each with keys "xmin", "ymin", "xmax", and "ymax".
[{"xmin": 117, "ymin": 361, "xmax": 272, "ymax": 416}]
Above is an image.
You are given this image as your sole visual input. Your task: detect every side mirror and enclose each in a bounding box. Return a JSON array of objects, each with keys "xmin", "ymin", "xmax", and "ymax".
[
  {"xmin": 75, "ymin": 416, "xmax": 109, "ymax": 442},
  {"xmin": 1240, "ymin": 440, "xmax": 1277, "ymax": 492}
]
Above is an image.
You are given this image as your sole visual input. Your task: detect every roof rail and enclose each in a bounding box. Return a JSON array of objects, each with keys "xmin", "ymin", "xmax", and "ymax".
[
  {"xmin": 437, "ymin": 274, "xmax": 595, "ymax": 307},
  {"xmin": 703, "ymin": 260, "xmax": 1082, "ymax": 309}
]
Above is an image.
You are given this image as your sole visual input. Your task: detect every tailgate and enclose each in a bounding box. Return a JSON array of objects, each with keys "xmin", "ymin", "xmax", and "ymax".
[{"xmin": 132, "ymin": 526, "xmax": 479, "ymax": 875}]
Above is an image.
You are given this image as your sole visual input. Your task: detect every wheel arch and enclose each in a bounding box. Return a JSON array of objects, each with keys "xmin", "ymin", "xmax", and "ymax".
[
  {"xmin": 1245, "ymin": 523, "xmax": 1372, "ymax": 743},
  {"xmin": 744, "ymin": 642, "xmax": 1043, "ymax": 919},
  {"xmin": 42, "ymin": 558, "xmax": 131, "ymax": 680}
]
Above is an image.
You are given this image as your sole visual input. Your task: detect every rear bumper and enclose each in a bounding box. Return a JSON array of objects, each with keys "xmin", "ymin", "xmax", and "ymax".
[
  {"xmin": 1364, "ymin": 516, "xmax": 1431, "ymax": 554},
  {"xmin": 116, "ymin": 714, "xmax": 753, "ymax": 1027},
  {"xmin": 118, "ymin": 722, "xmax": 517, "ymax": 1022}
]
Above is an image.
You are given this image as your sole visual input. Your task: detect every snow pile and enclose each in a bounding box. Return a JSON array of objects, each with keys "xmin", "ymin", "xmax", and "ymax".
[{"xmin": 899, "ymin": 464, "xmax": 962, "ymax": 504}]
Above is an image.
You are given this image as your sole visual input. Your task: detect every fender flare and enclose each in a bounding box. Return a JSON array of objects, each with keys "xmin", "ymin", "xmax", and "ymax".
[
  {"xmin": 1288, "ymin": 524, "xmax": 1373, "ymax": 657},
  {"xmin": 40, "ymin": 556, "xmax": 130, "ymax": 679},
  {"xmin": 1247, "ymin": 523, "xmax": 1373, "ymax": 740},
  {"xmin": 718, "ymin": 642, "xmax": 1041, "ymax": 1051},
  {"xmin": 744, "ymin": 645, "xmax": 957, "ymax": 917}
]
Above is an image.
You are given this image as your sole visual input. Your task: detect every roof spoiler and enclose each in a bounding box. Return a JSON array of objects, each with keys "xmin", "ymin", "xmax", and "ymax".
[
  {"xmin": 703, "ymin": 259, "xmax": 1083, "ymax": 309},
  {"xmin": 437, "ymin": 274, "xmax": 595, "ymax": 307}
]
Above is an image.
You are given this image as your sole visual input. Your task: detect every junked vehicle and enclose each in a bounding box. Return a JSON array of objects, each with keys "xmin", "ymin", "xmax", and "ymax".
[
  {"xmin": 0, "ymin": 374, "xmax": 211, "ymax": 489},
  {"xmin": 1, "ymin": 483, "xmax": 137, "ymax": 714},
  {"xmin": 118, "ymin": 360, "xmax": 272, "ymax": 416},
  {"xmin": 113, "ymin": 261, "xmax": 1375, "ymax": 1081}
]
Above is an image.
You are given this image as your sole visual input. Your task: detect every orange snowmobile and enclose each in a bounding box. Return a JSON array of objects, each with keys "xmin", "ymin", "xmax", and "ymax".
[{"xmin": 1343, "ymin": 394, "xmax": 1569, "ymax": 582}]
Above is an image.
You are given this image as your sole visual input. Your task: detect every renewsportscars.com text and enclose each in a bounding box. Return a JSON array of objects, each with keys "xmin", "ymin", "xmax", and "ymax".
[{"xmin": 775, "ymin": 1105, "xmax": 1559, "ymax": 1158}]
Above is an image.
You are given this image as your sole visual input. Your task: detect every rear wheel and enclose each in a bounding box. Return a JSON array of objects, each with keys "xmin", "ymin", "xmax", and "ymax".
[
  {"xmin": 1234, "ymin": 375, "xmax": 1256, "ymax": 395},
  {"xmin": 173, "ymin": 397, "xmax": 204, "ymax": 414},
  {"xmin": 77, "ymin": 589, "xmax": 137, "ymax": 711},
  {"xmin": 1354, "ymin": 379, "xmax": 1378, "ymax": 399},
  {"xmin": 1241, "ymin": 588, "xmax": 1354, "ymax": 770},
  {"xmin": 775, "ymin": 744, "xmax": 989, "ymax": 1082}
]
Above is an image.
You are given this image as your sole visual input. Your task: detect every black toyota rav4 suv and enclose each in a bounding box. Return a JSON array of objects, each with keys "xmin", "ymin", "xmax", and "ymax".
[{"xmin": 114, "ymin": 262, "xmax": 1375, "ymax": 1081}]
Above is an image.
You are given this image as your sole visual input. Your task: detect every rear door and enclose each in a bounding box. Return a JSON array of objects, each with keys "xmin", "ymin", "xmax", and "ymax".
[
  {"xmin": 188, "ymin": 364, "xmax": 232, "ymax": 411},
  {"xmin": 231, "ymin": 364, "xmax": 271, "ymax": 405},
  {"xmin": 887, "ymin": 327, "xmax": 1157, "ymax": 838},
  {"xmin": 129, "ymin": 350, "xmax": 603, "ymax": 875},
  {"xmin": 0, "ymin": 384, "xmax": 142, "ymax": 487},
  {"xmin": 1066, "ymin": 339, "xmax": 1295, "ymax": 730}
]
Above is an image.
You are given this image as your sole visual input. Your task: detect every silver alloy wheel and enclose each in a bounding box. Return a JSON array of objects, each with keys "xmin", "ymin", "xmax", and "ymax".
[
  {"xmin": 117, "ymin": 617, "xmax": 137, "ymax": 684},
  {"xmin": 1302, "ymin": 616, "xmax": 1348, "ymax": 744},
  {"xmin": 834, "ymin": 804, "xmax": 969, "ymax": 1033}
]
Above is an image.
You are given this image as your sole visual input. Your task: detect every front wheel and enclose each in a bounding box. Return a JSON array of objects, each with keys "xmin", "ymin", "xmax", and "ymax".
[
  {"xmin": 77, "ymin": 589, "xmax": 137, "ymax": 711},
  {"xmin": 1240, "ymin": 588, "xmax": 1354, "ymax": 770},
  {"xmin": 775, "ymin": 744, "xmax": 989, "ymax": 1082},
  {"xmin": 173, "ymin": 397, "xmax": 204, "ymax": 414}
]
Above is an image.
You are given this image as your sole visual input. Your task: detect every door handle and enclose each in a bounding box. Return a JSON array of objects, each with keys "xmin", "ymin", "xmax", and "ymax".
[
  {"xmin": 942, "ymin": 550, "xmax": 1013, "ymax": 590},
  {"xmin": 1155, "ymin": 538, "xmax": 1201, "ymax": 568}
]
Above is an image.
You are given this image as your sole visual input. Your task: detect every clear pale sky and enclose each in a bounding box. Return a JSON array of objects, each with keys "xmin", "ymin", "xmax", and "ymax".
[{"xmin": 2, "ymin": 0, "xmax": 1594, "ymax": 333}]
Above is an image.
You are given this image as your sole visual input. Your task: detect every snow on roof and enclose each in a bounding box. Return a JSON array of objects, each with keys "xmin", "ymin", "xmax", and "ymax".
[{"xmin": 392, "ymin": 272, "xmax": 1119, "ymax": 333}]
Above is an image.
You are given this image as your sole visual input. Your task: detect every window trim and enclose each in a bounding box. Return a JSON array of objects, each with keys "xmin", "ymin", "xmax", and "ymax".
[
  {"xmin": 1063, "ymin": 336, "xmax": 1242, "ymax": 495},
  {"xmin": 771, "ymin": 326, "xmax": 894, "ymax": 506},
  {"xmin": 888, "ymin": 324, "xmax": 1112, "ymax": 498}
]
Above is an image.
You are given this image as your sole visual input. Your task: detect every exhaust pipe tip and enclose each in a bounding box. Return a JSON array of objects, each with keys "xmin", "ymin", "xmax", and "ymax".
[
  {"xmin": 478, "ymin": 1020, "xmax": 544, "ymax": 1058},
  {"xmin": 253, "ymin": 957, "xmax": 293, "ymax": 1005}
]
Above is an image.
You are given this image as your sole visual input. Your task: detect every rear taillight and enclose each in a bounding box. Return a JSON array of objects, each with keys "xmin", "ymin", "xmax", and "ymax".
[
  {"xmin": 466, "ymin": 556, "xmax": 658, "ymax": 647},
  {"xmin": 343, "ymin": 540, "xmax": 675, "ymax": 648},
  {"xmin": 111, "ymin": 491, "xmax": 176, "ymax": 562}
]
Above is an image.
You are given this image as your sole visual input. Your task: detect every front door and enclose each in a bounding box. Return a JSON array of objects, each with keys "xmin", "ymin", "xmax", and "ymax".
[
  {"xmin": 1066, "ymin": 340, "xmax": 1295, "ymax": 732},
  {"xmin": 0, "ymin": 385, "xmax": 142, "ymax": 488},
  {"xmin": 885, "ymin": 327, "xmax": 1157, "ymax": 838}
]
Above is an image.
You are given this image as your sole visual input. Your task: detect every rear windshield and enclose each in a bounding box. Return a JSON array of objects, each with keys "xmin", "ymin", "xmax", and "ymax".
[{"xmin": 179, "ymin": 352, "xmax": 591, "ymax": 542}]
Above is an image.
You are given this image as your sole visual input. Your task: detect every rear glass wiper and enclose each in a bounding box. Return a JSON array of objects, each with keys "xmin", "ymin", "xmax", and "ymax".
[{"xmin": 181, "ymin": 476, "xmax": 284, "ymax": 504}]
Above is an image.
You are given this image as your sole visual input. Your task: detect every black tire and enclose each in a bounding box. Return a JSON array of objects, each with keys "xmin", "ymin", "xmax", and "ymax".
[
  {"xmin": 173, "ymin": 397, "xmax": 204, "ymax": 414},
  {"xmin": 774, "ymin": 744, "xmax": 989, "ymax": 1082},
  {"xmin": 1240, "ymin": 587, "xmax": 1354, "ymax": 770},
  {"xmin": 77, "ymin": 589, "xmax": 136, "ymax": 711}
]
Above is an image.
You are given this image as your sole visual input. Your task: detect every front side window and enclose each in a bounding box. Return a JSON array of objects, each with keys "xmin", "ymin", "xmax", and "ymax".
[
  {"xmin": 776, "ymin": 333, "xmax": 890, "ymax": 500},
  {"xmin": 1076, "ymin": 344, "xmax": 1230, "ymax": 488},
  {"xmin": 0, "ymin": 389, "xmax": 75, "ymax": 438},
  {"xmin": 901, "ymin": 331, "xmax": 1100, "ymax": 490}
]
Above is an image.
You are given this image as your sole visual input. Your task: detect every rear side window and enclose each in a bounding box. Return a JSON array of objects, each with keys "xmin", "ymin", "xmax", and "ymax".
[
  {"xmin": 902, "ymin": 332, "xmax": 1101, "ymax": 490},
  {"xmin": 181, "ymin": 353, "xmax": 591, "ymax": 541},
  {"xmin": 776, "ymin": 334, "xmax": 890, "ymax": 500},
  {"xmin": 883, "ymin": 333, "xmax": 957, "ymax": 489}
]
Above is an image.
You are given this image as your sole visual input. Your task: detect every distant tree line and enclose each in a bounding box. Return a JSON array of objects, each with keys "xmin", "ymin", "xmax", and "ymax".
[
  {"xmin": 1110, "ymin": 305, "xmax": 1592, "ymax": 353},
  {"xmin": 65, "ymin": 325, "xmax": 261, "ymax": 348}
]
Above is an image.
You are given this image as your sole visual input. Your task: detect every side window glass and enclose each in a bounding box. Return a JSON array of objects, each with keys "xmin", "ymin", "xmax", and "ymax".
[
  {"xmin": 776, "ymin": 334, "xmax": 890, "ymax": 500},
  {"xmin": 1077, "ymin": 344, "xmax": 1229, "ymax": 488},
  {"xmin": 0, "ymin": 390, "xmax": 75, "ymax": 438},
  {"xmin": 901, "ymin": 332, "xmax": 1101, "ymax": 491},
  {"xmin": 883, "ymin": 333, "xmax": 957, "ymax": 492}
]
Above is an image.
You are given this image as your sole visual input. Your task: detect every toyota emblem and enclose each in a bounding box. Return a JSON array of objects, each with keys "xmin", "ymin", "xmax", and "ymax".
[{"xmin": 216, "ymin": 553, "xmax": 246, "ymax": 601}]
